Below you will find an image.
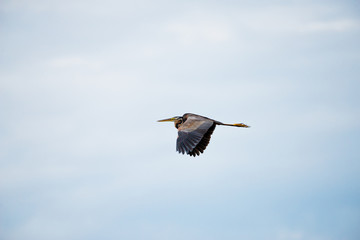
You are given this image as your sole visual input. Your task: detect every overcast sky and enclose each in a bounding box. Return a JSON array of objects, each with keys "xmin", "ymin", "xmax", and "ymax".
[{"xmin": 1, "ymin": 0, "xmax": 360, "ymax": 239}]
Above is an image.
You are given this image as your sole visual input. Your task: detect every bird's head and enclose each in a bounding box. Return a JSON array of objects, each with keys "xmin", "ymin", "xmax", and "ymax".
[{"xmin": 158, "ymin": 116, "xmax": 183, "ymax": 128}]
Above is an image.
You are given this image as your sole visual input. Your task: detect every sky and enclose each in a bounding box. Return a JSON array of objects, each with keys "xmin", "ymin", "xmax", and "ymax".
[{"xmin": 1, "ymin": 0, "xmax": 360, "ymax": 239}]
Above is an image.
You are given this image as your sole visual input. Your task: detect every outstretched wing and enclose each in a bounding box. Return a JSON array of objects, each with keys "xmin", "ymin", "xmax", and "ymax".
[
  {"xmin": 176, "ymin": 115, "xmax": 215, "ymax": 156},
  {"xmin": 188, "ymin": 123, "xmax": 216, "ymax": 157}
]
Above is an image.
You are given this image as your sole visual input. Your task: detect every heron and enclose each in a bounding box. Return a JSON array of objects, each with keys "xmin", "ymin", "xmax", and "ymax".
[{"xmin": 158, "ymin": 113, "xmax": 249, "ymax": 157}]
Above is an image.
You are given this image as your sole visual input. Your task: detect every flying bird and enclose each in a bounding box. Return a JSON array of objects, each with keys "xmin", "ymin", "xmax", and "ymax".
[{"xmin": 158, "ymin": 113, "xmax": 249, "ymax": 157}]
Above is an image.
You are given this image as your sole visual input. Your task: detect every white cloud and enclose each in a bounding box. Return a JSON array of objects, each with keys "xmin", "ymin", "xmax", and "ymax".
[
  {"xmin": 298, "ymin": 19, "xmax": 360, "ymax": 33},
  {"xmin": 219, "ymin": 5, "xmax": 360, "ymax": 35},
  {"xmin": 1, "ymin": 0, "xmax": 126, "ymax": 15},
  {"xmin": 48, "ymin": 56, "xmax": 103, "ymax": 69},
  {"xmin": 167, "ymin": 20, "xmax": 233, "ymax": 45}
]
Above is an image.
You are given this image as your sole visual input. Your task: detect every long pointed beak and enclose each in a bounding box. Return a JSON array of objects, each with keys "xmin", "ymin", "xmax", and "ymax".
[{"xmin": 157, "ymin": 117, "xmax": 176, "ymax": 122}]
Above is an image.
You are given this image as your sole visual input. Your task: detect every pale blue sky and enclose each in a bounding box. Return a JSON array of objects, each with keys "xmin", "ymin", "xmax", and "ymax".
[{"xmin": 1, "ymin": 0, "xmax": 360, "ymax": 239}]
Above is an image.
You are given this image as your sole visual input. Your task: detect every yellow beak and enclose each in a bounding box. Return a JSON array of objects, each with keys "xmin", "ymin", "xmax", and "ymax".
[{"xmin": 157, "ymin": 117, "xmax": 177, "ymax": 122}]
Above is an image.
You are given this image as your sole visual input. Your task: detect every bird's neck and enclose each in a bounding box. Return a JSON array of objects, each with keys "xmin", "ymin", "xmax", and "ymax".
[{"xmin": 174, "ymin": 120, "xmax": 182, "ymax": 129}]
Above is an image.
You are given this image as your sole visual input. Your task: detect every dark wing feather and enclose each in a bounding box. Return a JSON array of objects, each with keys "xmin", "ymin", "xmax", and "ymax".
[
  {"xmin": 188, "ymin": 123, "xmax": 216, "ymax": 157},
  {"xmin": 176, "ymin": 115, "xmax": 215, "ymax": 156}
]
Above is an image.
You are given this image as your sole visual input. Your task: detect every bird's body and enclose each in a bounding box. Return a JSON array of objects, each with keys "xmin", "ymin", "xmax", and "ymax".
[{"xmin": 158, "ymin": 113, "xmax": 249, "ymax": 157}]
